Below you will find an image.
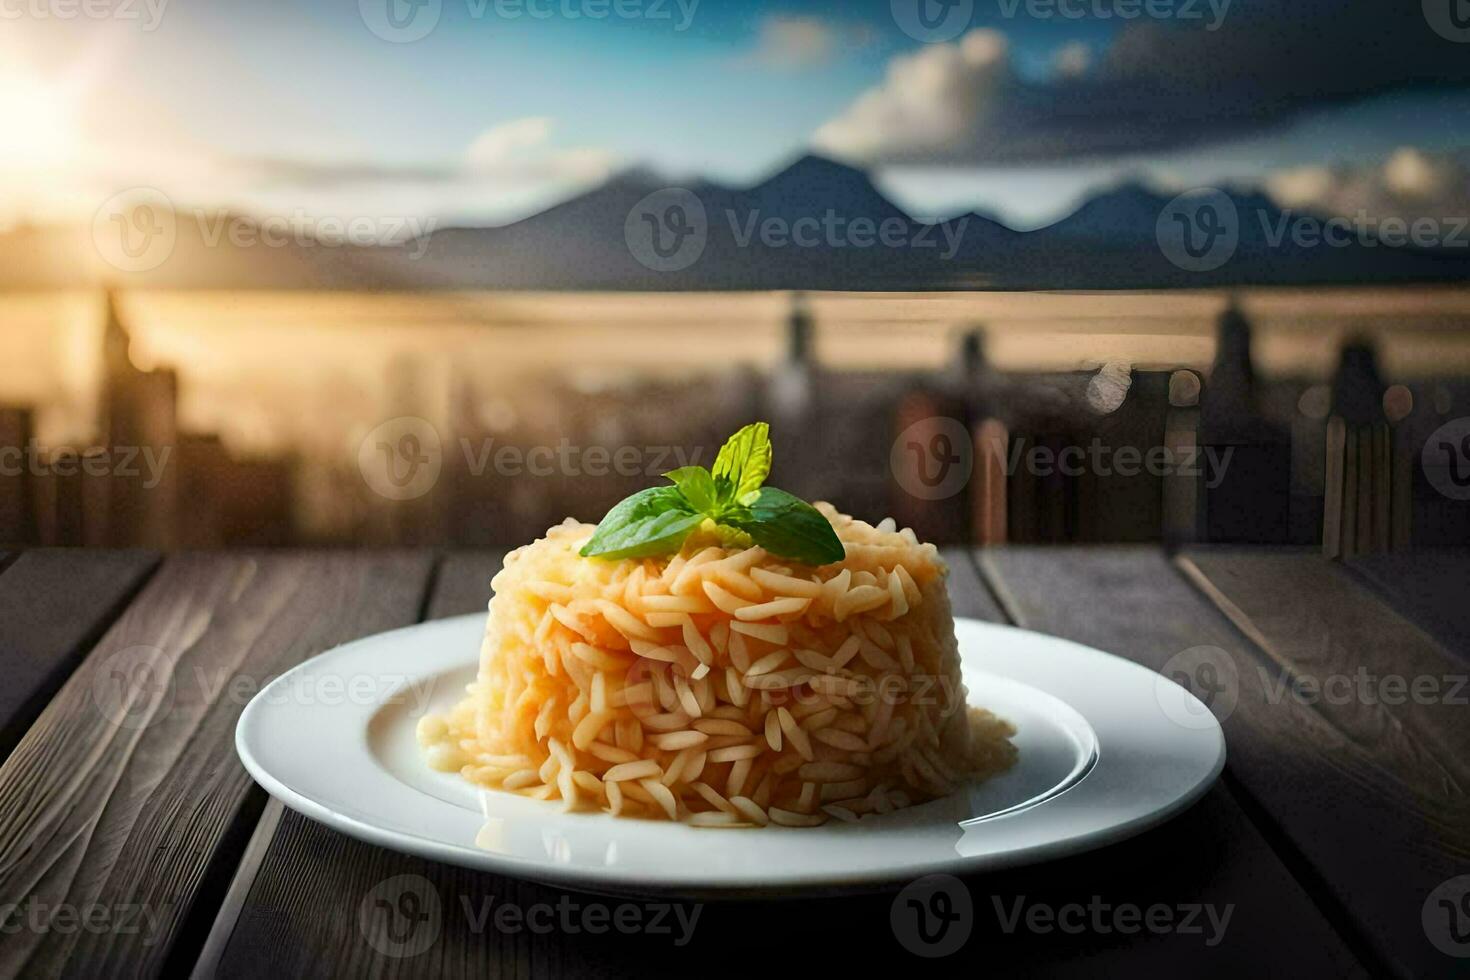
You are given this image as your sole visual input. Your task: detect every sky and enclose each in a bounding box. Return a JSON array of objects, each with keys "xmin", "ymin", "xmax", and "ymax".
[{"xmin": 3, "ymin": 0, "xmax": 1470, "ymax": 229}]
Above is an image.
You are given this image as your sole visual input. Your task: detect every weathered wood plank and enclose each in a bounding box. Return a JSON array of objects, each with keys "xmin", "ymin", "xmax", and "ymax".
[
  {"xmin": 0, "ymin": 551, "xmax": 436, "ymax": 979},
  {"xmin": 199, "ymin": 775, "xmax": 1366, "ymax": 980},
  {"xmin": 1181, "ymin": 551, "xmax": 1469, "ymax": 788},
  {"xmin": 0, "ymin": 549, "xmax": 159, "ymax": 762},
  {"xmin": 425, "ymin": 551, "xmax": 506, "ymax": 621},
  {"xmin": 941, "ymin": 546, "xmax": 1004, "ymax": 622},
  {"xmin": 1344, "ymin": 550, "xmax": 1470, "ymax": 662},
  {"xmin": 985, "ymin": 547, "xmax": 1454, "ymax": 977},
  {"xmin": 1177, "ymin": 550, "xmax": 1470, "ymax": 979}
]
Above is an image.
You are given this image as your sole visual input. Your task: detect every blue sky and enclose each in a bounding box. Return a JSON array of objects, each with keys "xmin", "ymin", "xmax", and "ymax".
[{"xmin": 3, "ymin": 0, "xmax": 1469, "ymax": 227}]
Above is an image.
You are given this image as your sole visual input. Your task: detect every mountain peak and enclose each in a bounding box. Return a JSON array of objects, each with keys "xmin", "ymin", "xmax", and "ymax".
[
  {"xmin": 764, "ymin": 152, "xmax": 871, "ymax": 186},
  {"xmin": 748, "ymin": 152, "xmax": 908, "ymax": 222}
]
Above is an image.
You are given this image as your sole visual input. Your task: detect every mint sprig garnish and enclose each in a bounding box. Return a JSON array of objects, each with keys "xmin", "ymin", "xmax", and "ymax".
[{"xmin": 579, "ymin": 422, "xmax": 844, "ymax": 566}]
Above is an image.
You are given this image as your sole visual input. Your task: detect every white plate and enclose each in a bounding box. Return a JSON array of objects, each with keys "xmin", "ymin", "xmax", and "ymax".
[{"xmin": 237, "ymin": 616, "xmax": 1224, "ymax": 897}]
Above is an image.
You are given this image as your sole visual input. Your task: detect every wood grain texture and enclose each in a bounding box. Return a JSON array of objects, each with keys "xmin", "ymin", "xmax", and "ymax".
[
  {"xmin": 1344, "ymin": 551, "xmax": 1470, "ymax": 662},
  {"xmin": 940, "ymin": 546, "xmax": 1003, "ymax": 622},
  {"xmin": 983, "ymin": 547, "xmax": 1456, "ymax": 978},
  {"xmin": 425, "ymin": 551, "xmax": 507, "ymax": 621},
  {"xmin": 204, "ymin": 546, "xmax": 1028, "ymax": 980},
  {"xmin": 206, "ymin": 776, "xmax": 1363, "ymax": 980},
  {"xmin": 974, "ymin": 547, "xmax": 1368, "ymax": 976},
  {"xmin": 0, "ymin": 551, "xmax": 436, "ymax": 979},
  {"xmin": 1180, "ymin": 550, "xmax": 1470, "ymax": 979},
  {"xmin": 0, "ymin": 549, "xmax": 159, "ymax": 762},
  {"xmin": 1181, "ymin": 551, "xmax": 1470, "ymax": 790}
]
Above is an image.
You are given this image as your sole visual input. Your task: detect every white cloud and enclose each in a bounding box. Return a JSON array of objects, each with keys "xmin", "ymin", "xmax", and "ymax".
[
  {"xmin": 1266, "ymin": 148, "xmax": 1470, "ymax": 225},
  {"xmin": 1051, "ymin": 43, "xmax": 1091, "ymax": 79},
  {"xmin": 465, "ymin": 117, "xmax": 556, "ymax": 169},
  {"xmin": 462, "ymin": 117, "xmax": 617, "ymax": 185},
  {"xmin": 813, "ymin": 30, "xmax": 1014, "ymax": 164},
  {"xmin": 742, "ymin": 15, "xmax": 871, "ymax": 71}
]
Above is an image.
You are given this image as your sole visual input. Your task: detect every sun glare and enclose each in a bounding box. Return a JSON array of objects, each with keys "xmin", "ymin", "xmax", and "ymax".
[{"xmin": 0, "ymin": 72, "xmax": 81, "ymax": 171}]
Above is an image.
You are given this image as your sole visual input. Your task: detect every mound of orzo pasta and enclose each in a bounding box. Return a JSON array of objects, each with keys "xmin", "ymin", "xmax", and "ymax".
[{"xmin": 419, "ymin": 505, "xmax": 1017, "ymax": 828}]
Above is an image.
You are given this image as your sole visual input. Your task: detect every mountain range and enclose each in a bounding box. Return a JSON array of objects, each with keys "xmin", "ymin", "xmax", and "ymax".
[{"xmin": 3, "ymin": 154, "xmax": 1467, "ymax": 291}]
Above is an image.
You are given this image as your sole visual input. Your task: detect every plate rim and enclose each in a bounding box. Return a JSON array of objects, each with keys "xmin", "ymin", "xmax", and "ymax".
[{"xmin": 237, "ymin": 615, "xmax": 1226, "ymax": 897}]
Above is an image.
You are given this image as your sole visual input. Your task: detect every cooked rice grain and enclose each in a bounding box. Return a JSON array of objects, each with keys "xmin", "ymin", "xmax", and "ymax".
[{"xmin": 420, "ymin": 505, "xmax": 1017, "ymax": 826}]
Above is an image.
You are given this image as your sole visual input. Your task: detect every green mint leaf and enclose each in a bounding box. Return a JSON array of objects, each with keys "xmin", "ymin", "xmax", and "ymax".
[
  {"xmin": 711, "ymin": 422, "xmax": 772, "ymax": 505},
  {"xmin": 725, "ymin": 486, "xmax": 845, "ymax": 566},
  {"xmin": 579, "ymin": 486, "xmax": 703, "ymax": 559},
  {"xmin": 712, "ymin": 473, "xmax": 736, "ymax": 508},
  {"xmin": 662, "ymin": 466, "xmax": 718, "ymax": 515}
]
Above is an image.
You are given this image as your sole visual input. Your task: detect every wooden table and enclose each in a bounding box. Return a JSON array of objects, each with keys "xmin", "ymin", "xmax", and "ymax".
[{"xmin": 0, "ymin": 547, "xmax": 1465, "ymax": 979}]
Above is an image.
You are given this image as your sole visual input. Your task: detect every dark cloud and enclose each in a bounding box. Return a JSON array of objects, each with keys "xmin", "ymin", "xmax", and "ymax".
[{"xmin": 817, "ymin": 0, "xmax": 1470, "ymax": 165}]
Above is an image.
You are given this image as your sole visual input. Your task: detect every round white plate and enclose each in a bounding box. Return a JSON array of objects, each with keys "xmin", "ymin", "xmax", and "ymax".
[{"xmin": 237, "ymin": 616, "xmax": 1224, "ymax": 897}]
